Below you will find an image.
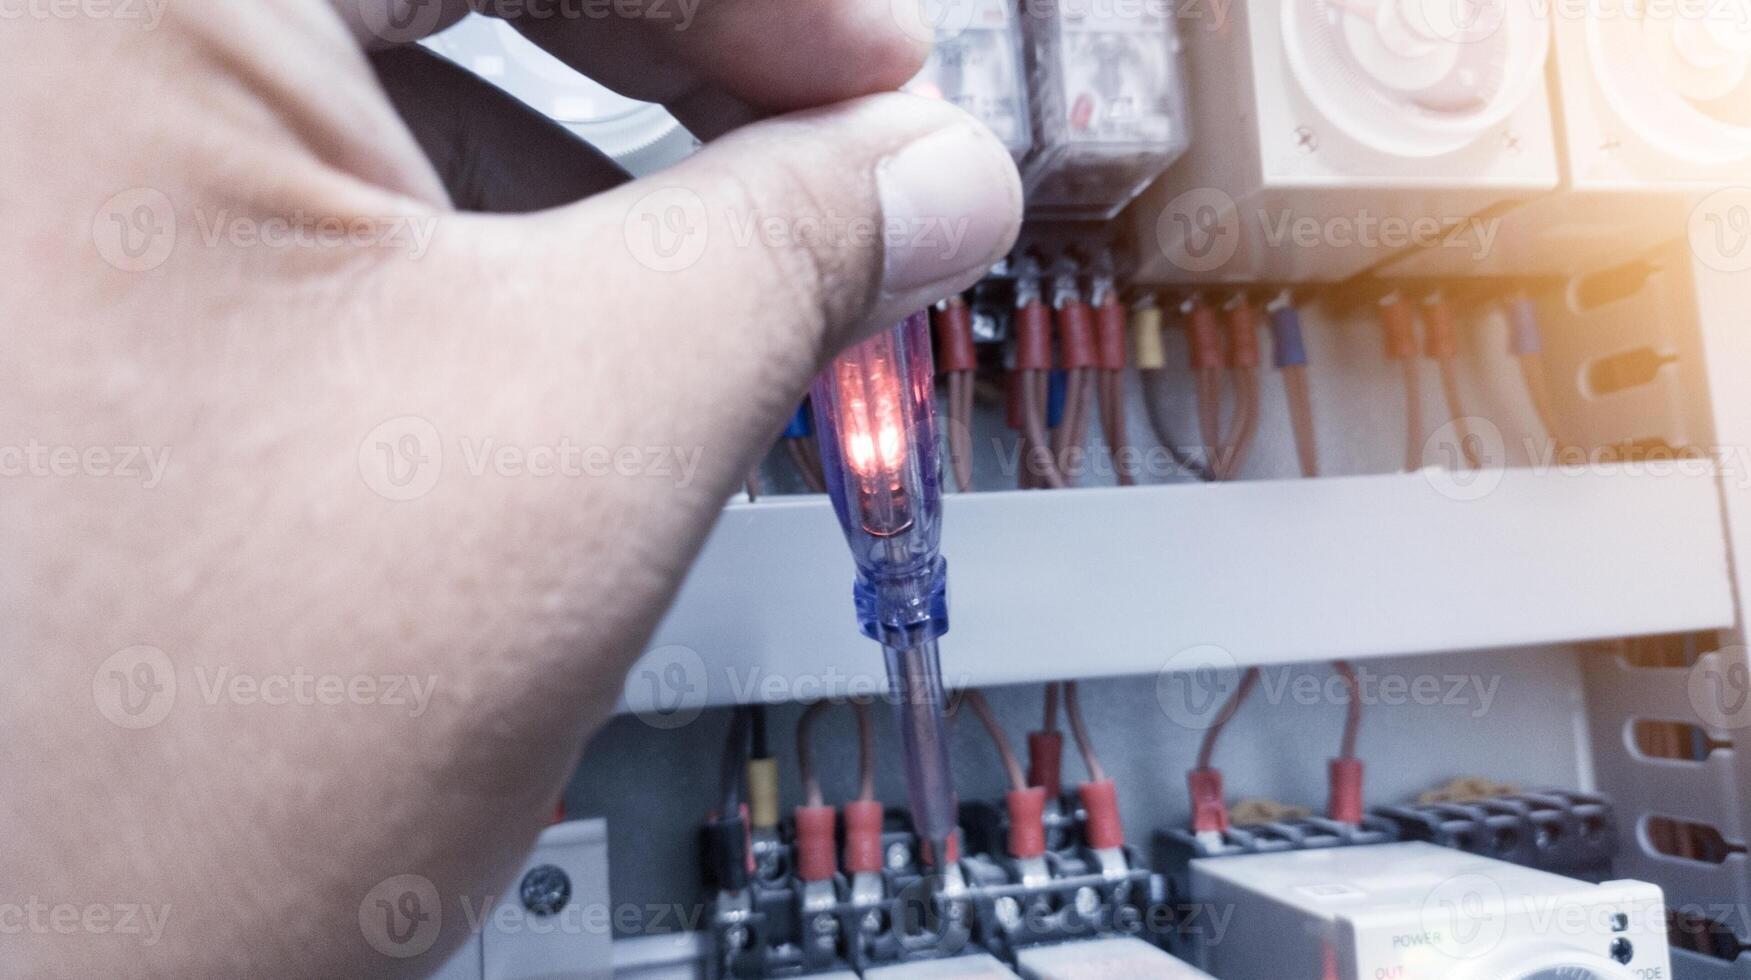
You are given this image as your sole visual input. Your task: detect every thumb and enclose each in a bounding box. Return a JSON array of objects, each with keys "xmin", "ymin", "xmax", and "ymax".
[{"xmin": 446, "ymin": 91, "xmax": 1022, "ymax": 443}]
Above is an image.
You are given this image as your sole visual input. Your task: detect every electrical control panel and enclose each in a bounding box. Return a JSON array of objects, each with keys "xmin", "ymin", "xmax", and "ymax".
[
  {"xmin": 409, "ymin": 5, "xmax": 1751, "ymax": 980},
  {"xmin": 1018, "ymin": 0, "xmax": 1192, "ymax": 220}
]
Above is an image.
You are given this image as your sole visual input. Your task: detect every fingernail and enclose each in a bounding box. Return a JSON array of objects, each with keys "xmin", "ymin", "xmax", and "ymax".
[{"xmin": 876, "ymin": 126, "xmax": 1022, "ymax": 303}]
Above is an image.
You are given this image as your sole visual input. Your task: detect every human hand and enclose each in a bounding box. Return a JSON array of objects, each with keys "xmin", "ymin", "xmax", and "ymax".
[{"xmin": 0, "ymin": 1, "xmax": 1020, "ymax": 976}]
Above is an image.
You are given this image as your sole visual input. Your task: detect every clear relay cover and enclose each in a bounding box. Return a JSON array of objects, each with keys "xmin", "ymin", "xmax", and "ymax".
[
  {"xmin": 1020, "ymin": 0, "xmax": 1192, "ymax": 220},
  {"xmin": 904, "ymin": 0, "xmax": 1034, "ymax": 159}
]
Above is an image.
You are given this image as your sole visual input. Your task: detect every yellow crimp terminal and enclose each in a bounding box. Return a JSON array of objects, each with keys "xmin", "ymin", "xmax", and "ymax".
[
  {"xmin": 747, "ymin": 757, "xmax": 781, "ymax": 830},
  {"xmin": 1131, "ymin": 303, "xmax": 1167, "ymax": 371}
]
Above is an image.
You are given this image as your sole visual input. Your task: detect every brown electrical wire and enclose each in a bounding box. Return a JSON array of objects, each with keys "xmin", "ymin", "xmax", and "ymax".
[
  {"xmin": 1098, "ymin": 370, "xmax": 1136, "ymax": 485},
  {"xmin": 1141, "ymin": 370, "xmax": 1218, "ymax": 481},
  {"xmin": 786, "ymin": 438, "xmax": 826, "ymax": 493},
  {"xmin": 1437, "ymin": 360, "xmax": 1480, "ymax": 470},
  {"xmin": 1195, "ymin": 366, "xmax": 1223, "ymax": 476},
  {"xmin": 1062, "ymin": 681, "xmax": 1106, "ymax": 784},
  {"xmin": 1043, "ymin": 682, "xmax": 1059, "ymax": 732},
  {"xmin": 1020, "ymin": 371, "xmax": 1068, "ymax": 489},
  {"xmin": 853, "ymin": 700, "xmax": 876, "ymax": 803},
  {"xmin": 946, "ymin": 371, "xmax": 975, "ymax": 492},
  {"xmin": 1219, "ymin": 366, "xmax": 1261, "ymax": 481},
  {"xmin": 797, "ymin": 700, "xmax": 830, "ymax": 808},
  {"xmin": 1401, "ymin": 357, "xmax": 1424, "ymax": 472},
  {"xmin": 961, "ymin": 689, "xmax": 1028, "ymax": 793},
  {"xmin": 1283, "ymin": 365, "xmax": 1319, "ymax": 478},
  {"xmin": 1053, "ymin": 367, "xmax": 1094, "ymax": 480},
  {"xmin": 1333, "ymin": 661, "xmax": 1362, "ymax": 760},
  {"xmin": 1197, "ymin": 667, "xmax": 1261, "ymax": 772},
  {"xmin": 797, "ymin": 700, "xmax": 877, "ymax": 808}
]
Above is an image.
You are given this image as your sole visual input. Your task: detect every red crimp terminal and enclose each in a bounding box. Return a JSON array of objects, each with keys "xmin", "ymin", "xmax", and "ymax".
[
  {"xmin": 1188, "ymin": 768, "xmax": 1230, "ymax": 835},
  {"xmin": 1095, "ymin": 299, "xmax": 1129, "ymax": 371},
  {"xmin": 1079, "ymin": 779, "xmax": 1125, "ymax": 851},
  {"xmin": 1422, "ymin": 299, "xmax": 1457, "ymax": 361},
  {"xmin": 1327, "ymin": 758, "xmax": 1365, "ymax": 825},
  {"xmin": 842, "ymin": 800, "xmax": 885, "ymax": 875},
  {"xmin": 1015, "ymin": 300, "xmax": 1054, "ymax": 371},
  {"xmin": 921, "ymin": 832, "xmax": 961, "ymax": 867},
  {"xmin": 795, "ymin": 805, "xmax": 839, "ymax": 883},
  {"xmin": 1225, "ymin": 299, "xmax": 1261, "ymax": 370},
  {"xmin": 1006, "ymin": 786, "xmax": 1049, "ymax": 859},
  {"xmin": 1057, "ymin": 300, "xmax": 1097, "ymax": 370},
  {"xmin": 935, "ymin": 301, "xmax": 979, "ymax": 374},
  {"xmin": 1379, "ymin": 297, "xmax": 1418, "ymax": 361},
  {"xmin": 1027, "ymin": 731, "xmax": 1064, "ymax": 799},
  {"xmin": 1186, "ymin": 301, "xmax": 1224, "ymax": 371}
]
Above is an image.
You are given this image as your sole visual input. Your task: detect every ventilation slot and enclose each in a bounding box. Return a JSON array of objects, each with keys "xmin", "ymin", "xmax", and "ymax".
[
  {"xmin": 1630, "ymin": 719, "xmax": 1730, "ymax": 761},
  {"xmin": 1645, "ymin": 816, "xmax": 1744, "ymax": 864}
]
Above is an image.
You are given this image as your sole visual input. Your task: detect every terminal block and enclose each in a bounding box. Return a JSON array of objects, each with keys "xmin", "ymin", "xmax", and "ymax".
[
  {"xmin": 1372, "ymin": 789, "xmax": 1616, "ymax": 881},
  {"xmin": 709, "ymin": 800, "xmax": 1154, "ymax": 977}
]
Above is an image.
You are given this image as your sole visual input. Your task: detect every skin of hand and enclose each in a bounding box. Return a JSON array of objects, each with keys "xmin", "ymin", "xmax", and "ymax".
[{"xmin": 0, "ymin": 1, "xmax": 1022, "ymax": 976}]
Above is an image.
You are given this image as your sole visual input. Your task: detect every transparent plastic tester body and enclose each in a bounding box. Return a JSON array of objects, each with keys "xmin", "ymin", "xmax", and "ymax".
[
  {"xmin": 1021, "ymin": 0, "xmax": 1192, "ymax": 220},
  {"xmin": 810, "ymin": 314, "xmax": 958, "ymax": 864},
  {"xmin": 905, "ymin": 0, "xmax": 1034, "ymax": 159}
]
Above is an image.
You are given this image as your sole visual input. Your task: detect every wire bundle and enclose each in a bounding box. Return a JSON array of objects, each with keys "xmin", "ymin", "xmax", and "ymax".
[
  {"xmin": 935, "ymin": 296, "xmax": 979, "ymax": 493},
  {"xmin": 1050, "ymin": 268, "xmax": 1097, "ymax": 485},
  {"xmin": 1093, "ymin": 282, "xmax": 1135, "ymax": 485}
]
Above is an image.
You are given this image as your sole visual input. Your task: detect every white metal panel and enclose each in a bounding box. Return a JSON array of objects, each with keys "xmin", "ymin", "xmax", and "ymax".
[{"xmin": 628, "ymin": 468, "xmax": 1733, "ymax": 711}]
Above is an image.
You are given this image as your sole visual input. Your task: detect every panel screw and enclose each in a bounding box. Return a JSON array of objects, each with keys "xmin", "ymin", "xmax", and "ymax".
[
  {"xmin": 518, "ymin": 865, "xmax": 571, "ymax": 917},
  {"xmin": 1295, "ymin": 126, "xmax": 1318, "ymax": 153},
  {"xmin": 886, "ymin": 842, "xmax": 912, "ymax": 870}
]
